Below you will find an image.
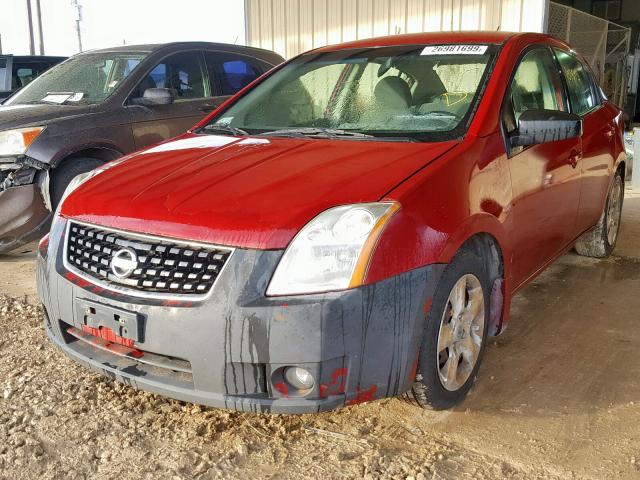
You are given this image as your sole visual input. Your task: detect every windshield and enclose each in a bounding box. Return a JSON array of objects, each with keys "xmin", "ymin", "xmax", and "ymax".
[
  {"xmin": 205, "ymin": 44, "xmax": 496, "ymax": 141},
  {"xmin": 5, "ymin": 51, "xmax": 148, "ymax": 106}
]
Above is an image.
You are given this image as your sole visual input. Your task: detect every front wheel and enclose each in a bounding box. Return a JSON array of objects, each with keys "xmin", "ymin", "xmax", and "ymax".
[
  {"xmin": 50, "ymin": 157, "xmax": 104, "ymax": 210},
  {"xmin": 411, "ymin": 250, "xmax": 490, "ymax": 410},
  {"xmin": 574, "ymin": 171, "xmax": 624, "ymax": 258}
]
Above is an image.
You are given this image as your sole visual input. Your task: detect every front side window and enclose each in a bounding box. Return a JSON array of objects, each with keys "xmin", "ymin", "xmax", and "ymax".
[
  {"xmin": 131, "ymin": 51, "xmax": 208, "ymax": 102},
  {"xmin": 5, "ymin": 52, "xmax": 147, "ymax": 106},
  {"xmin": 554, "ymin": 49, "xmax": 598, "ymax": 116},
  {"xmin": 509, "ymin": 48, "xmax": 567, "ymax": 124},
  {"xmin": 204, "ymin": 44, "xmax": 496, "ymax": 141}
]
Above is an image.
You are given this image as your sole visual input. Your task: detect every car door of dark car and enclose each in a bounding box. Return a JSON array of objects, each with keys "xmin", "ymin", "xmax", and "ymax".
[
  {"xmin": 127, "ymin": 51, "xmax": 214, "ymax": 150},
  {"xmin": 554, "ymin": 49, "xmax": 615, "ymax": 235},
  {"xmin": 503, "ymin": 47, "xmax": 583, "ymax": 287},
  {"xmin": 203, "ymin": 51, "xmax": 268, "ymax": 109}
]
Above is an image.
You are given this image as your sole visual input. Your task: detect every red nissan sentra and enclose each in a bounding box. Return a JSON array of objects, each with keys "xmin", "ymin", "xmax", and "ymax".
[{"xmin": 37, "ymin": 32, "xmax": 625, "ymax": 413}]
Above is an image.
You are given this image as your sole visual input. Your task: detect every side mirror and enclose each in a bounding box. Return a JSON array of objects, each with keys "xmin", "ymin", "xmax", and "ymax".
[
  {"xmin": 510, "ymin": 109, "xmax": 582, "ymax": 148},
  {"xmin": 139, "ymin": 87, "xmax": 173, "ymax": 106}
]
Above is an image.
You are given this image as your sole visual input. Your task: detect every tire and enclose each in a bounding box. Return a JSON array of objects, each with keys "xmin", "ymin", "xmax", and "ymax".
[
  {"xmin": 411, "ymin": 250, "xmax": 490, "ymax": 410},
  {"xmin": 574, "ymin": 171, "xmax": 624, "ymax": 258},
  {"xmin": 50, "ymin": 157, "xmax": 104, "ymax": 210}
]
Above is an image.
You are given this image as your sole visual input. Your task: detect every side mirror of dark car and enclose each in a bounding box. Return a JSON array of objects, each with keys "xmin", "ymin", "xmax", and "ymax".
[
  {"xmin": 510, "ymin": 109, "xmax": 582, "ymax": 148},
  {"xmin": 139, "ymin": 87, "xmax": 173, "ymax": 106}
]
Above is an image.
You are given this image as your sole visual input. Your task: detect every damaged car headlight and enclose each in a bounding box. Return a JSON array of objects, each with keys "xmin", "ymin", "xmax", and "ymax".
[
  {"xmin": 0, "ymin": 127, "xmax": 45, "ymax": 156},
  {"xmin": 266, "ymin": 202, "xmax": 400, "ymax": 296}
]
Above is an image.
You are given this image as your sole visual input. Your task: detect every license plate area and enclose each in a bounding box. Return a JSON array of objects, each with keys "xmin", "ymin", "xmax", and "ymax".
[{"xmin": 74, "ymin": 298, "xmax": 144, "ymax": 343}]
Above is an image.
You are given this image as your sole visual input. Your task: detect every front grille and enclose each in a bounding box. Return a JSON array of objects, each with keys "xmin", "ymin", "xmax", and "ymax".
[{"xmin": 65, "ymin": 222, "xmax": 232, "ymax": 296}]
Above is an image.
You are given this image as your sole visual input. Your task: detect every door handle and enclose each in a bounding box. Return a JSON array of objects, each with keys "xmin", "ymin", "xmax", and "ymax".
[{"xmin": 569, "ymin": 149, "xmax": 582, "ymax": 168}]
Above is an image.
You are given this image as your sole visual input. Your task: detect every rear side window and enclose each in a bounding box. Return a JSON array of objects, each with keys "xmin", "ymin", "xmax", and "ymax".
[
  {"xmin": 554, "ymin": 49, "xmax": 599, "ymax": 116},
  {"xmin": 509, "ymin": 48, "xmax": 567, "ymax": 124},
  {"xmin": 0, "ymin": 58, "xmax": 7, "ymax": 90},
  {"xmin": 205, "ymin": 52, "xmax": 266, "ymax": 96},
  {"xmin": 11, "ymin": 61, "xmax": 55, "ymax": 89}
]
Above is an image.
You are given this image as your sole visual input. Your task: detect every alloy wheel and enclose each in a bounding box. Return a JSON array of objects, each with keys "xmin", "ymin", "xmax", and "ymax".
[{"xmin": 436, "ymin": 273, "xmax": 485, "ymax": 392}]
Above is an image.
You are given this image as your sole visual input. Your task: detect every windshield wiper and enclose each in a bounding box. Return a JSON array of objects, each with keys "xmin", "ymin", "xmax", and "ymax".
[
  {"xmin": 258, "ymin": 127, "xmax": 375, "ymax": 139},
  {"xmin": 199, "ymin": 124, "xmax": 249, "ymax": 136}
]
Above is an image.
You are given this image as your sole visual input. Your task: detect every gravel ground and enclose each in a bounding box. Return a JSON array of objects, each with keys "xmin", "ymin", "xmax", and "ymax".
[
  {"xmin": 1, "ymin": 189, "xmax": 640, "ymax": 479},
  {"xmin": 0, "ymin": 295, "xmax": 527, "ymax": 480}
]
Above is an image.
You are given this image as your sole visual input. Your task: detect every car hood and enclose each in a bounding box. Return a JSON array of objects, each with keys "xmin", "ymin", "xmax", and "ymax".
[
  {"xmin": 62, "ymin": 133, "xmax": 457, "ymax": 249},
  {"xmin": 0, "ymin": 103, "xmax": 97, "ymax": 130}
]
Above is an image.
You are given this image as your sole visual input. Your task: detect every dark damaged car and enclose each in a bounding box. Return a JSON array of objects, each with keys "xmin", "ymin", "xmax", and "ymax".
[
  {"xmin": 0, "ymin": 42, "xmax": 283, "ymax": 253},
  {"xmin": 38, "ymin": 32, "xmax": 625, "ymax": 413}
]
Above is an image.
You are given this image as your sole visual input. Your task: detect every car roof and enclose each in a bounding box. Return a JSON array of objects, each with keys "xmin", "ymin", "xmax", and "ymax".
[
  {"xmin": 313, "ymin": 31, "xmax": 556, "ymax": 52},
  {"xmin": 4, "ymin": 55, "xmax": 67, "ymax": 61},
  {"xmin": 79, "ymin": 41, "xmax": 282, "ymax": 60}
]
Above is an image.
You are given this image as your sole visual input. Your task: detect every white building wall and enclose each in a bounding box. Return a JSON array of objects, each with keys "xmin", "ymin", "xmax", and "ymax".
[{"xmin": 246, "ymin": 0, "xmax": 549, "ymax": 58}]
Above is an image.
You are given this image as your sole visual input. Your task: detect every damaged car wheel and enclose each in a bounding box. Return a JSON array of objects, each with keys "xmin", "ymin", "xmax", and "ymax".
[
  {"xmin": 50, "ymin": 157, "xmax": 104, "ymax": 210},
  {"xmin": 411, "ymin": 250, "xmax": 490, "ymax": 410}
]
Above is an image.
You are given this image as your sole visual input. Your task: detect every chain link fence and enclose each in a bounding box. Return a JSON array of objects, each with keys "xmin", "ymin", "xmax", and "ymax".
[{"xmin": 548, "ymin": 2, "xmax": 631, "ymax": 107}]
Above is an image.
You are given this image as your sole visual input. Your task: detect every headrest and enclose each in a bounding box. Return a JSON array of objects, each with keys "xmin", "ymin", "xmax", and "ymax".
[
  {"xmin": 412, "ymin": 69, "xmax": 447, "ymax": 105},
  {"xmin": 374, "ymin": 76, "xmax": 412, "ymax": 110}
]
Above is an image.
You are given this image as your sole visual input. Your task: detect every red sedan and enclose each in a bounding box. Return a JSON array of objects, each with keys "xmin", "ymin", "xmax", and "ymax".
[{"xmin": 38, "ymin": 31, "xmax": 625, "ymax": 413}]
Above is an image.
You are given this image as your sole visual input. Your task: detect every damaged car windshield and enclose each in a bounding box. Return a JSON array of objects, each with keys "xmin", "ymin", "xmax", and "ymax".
[
  {"xmin": 204, "ymin": 44, "xmax": 496, "ymax": 141},
  {"xmin": 4, "ymin": 51, "xmax": 148, "ymax": 106}
]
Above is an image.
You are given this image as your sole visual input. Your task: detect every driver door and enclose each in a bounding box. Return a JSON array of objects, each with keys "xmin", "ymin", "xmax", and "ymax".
[
  {"xmin": 127, "ymin": 51, "xmax": 214, "ymax": 150},
  {"xmin": 504, "ymin": 47, "xmax": 583, "ymax": 287}
]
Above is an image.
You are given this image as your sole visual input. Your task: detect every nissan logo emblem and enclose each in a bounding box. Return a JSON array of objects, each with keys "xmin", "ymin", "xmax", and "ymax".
[{"xmin": 110, "ymin": 248, "xmax": 138, "ymax": 279}]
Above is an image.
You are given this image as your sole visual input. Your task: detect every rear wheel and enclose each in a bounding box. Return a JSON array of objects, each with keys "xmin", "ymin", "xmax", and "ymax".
[
  {"xmin": 574, "ymin": 171, "xmax": 624, "ymax": 258},
  {"xmin": 50, "ymin": 157, "xmax": 104, "ymax": 210},
  {"xmin": 411, "ymin": 250, "xmax": 490, "ymax": 410}
]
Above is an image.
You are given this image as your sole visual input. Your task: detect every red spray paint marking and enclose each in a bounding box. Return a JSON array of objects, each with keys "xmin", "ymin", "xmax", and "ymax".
[
  {"xmin": 274, "ymin": 381, "xmax": 289, "ymax": 397},
  {"xmin": 163, "ymin": 299, "xmax": 194, "ymax": 308},
  {"xmin": 319, "ymin": 367, "xmax": 347, "ymax": 397},
  {"xmin": 81, "ymin": 325, "xmax": 135, "ymax": 349},
  {"xmin": 423, "ymin": 298, "xmax": 433, "ymax": 315},
  {"xmin": 64, "ymin": 271, "xmax": 93, "ymax": 289},
  {"xmin": 345, "ymin": 385, "xmax": 377, "ymax": 406}
]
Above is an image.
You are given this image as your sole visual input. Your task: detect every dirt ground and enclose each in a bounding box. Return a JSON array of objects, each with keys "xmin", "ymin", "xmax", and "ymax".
[{"xmin": 1, "ymin": 189, "xmax": 639, "ymax": 480}]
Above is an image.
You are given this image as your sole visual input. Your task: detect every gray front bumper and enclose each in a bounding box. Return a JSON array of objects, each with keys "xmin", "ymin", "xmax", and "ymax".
[{"xmin": 38, "ymin": 217, "xmax": 444, "ymax": 413}]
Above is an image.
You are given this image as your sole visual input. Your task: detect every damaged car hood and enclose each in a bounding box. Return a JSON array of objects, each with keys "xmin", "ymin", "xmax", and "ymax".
[
  {"xmin": 0, "ymin": 103, "xmax": 97, "ymax": 131},
  {"xmin": 61, "ymin": 133, "xmax": 457, "ymax": 249}
]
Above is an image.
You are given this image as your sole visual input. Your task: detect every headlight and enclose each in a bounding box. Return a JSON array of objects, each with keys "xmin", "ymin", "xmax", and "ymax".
[
  {"xmin": 266, "ymin": 202, "xmax": 400, "ymax": 296},
  {"xmin": 0, "ymin": 127, "xmax": 45, "ymax": 155}
]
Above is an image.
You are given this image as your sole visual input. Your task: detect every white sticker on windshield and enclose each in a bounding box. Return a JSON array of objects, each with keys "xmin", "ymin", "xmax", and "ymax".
[
  {"xmin": 41, "ymin": 93, "xmax": 72, "ymax": 104},
  {"xmin": 421, "ymin": 45, "xmax": 488, "ymax": 55},
  {"xmin": 68, "ymin": 92, "xmax": 84, "ymax": 102}
]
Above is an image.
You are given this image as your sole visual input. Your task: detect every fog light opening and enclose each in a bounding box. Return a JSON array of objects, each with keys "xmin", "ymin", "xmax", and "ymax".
[{"xmin": 284, "ymin": 366, "xmax": 314, "ymax": 390}]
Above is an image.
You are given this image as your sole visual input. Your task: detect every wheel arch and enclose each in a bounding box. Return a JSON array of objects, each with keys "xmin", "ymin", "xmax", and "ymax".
[
  {"xmin": 45, "ymin": 146, "xmax": 124, "ymax": 210},
  {"xmin": 437, "ymin": 215, "xmax": 512, "ymax": 336},
  {"xmin": 50, "ymin": 144, "xmax": 124, "ymax": 169}
]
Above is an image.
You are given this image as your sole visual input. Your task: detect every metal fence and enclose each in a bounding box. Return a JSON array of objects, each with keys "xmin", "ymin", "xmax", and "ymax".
[{"xmin": 548, "ymin": 2, "xmax": 631, "ymax": 107}]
